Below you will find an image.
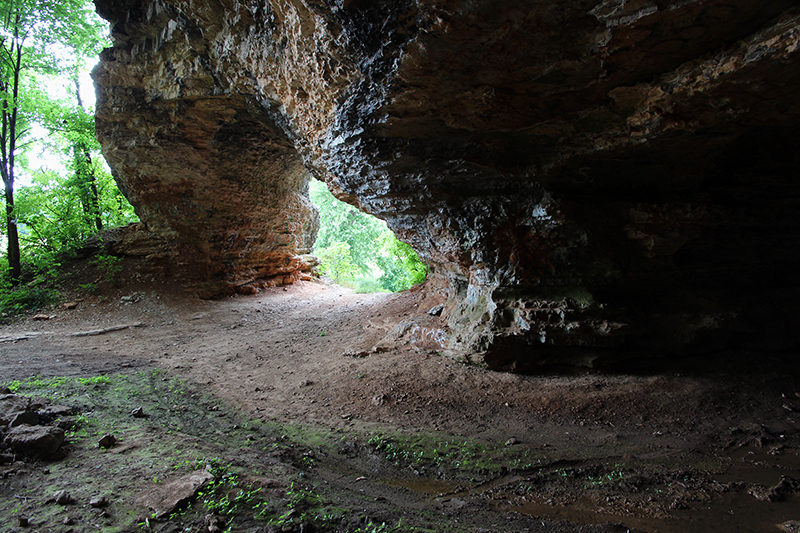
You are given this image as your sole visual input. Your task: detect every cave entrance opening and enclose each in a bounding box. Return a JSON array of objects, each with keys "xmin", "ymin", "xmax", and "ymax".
[{"xmin": 308, "ymin": 179, "xmax": 427, "ymax": 293}]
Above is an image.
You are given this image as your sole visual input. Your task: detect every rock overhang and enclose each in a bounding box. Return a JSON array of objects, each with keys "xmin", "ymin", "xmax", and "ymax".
[{"xmin": 93, "ymin": 0, "xmax": 800, "ymax": 368}]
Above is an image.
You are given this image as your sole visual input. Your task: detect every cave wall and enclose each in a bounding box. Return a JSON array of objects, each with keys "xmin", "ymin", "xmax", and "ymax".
[{"xmin": 94, "ymin": 0, "xmax": 800, "ymax": 367}]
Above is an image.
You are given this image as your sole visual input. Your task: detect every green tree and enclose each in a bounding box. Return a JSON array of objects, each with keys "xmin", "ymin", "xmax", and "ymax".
[
  {"xmin": 310, "ymin": 179, "xmax": 386, "ymax": 276},
  {"xmin": 34, "ymin": 77, "xmax": 112, "ymax": 233},
  {"xmin": 309, "ymin": 180, "xmax": 427, "ymax": 291},
  {"xmin": 376, "ymin": 234, "xmax": 428, "ymax": 292},
  {"xmin": 315, "ymin": 241, "xmax": 359, "ymax": 283},
  {"xmin": 69, "ymin": 78, "xmax": 103, "ymax": 232},
  {"xmin": 0, "ymin": 0, "xmax": 107, "ymax": 283},
  {"xmin": 14, "ymin": 166, "xmax": 136, "ymax": 274}
]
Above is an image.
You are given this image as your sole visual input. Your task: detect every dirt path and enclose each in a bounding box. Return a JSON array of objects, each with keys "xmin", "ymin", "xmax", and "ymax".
[{"xmin": 2, "ymin": 279, "xmax": 800, "ymax": 532}]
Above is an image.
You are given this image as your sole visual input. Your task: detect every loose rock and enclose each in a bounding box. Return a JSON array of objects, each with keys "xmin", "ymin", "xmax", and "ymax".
[
  {"xmin": 9, "ymin": 410, "xmax": 39, "ymax": 428},
  {"xmin": 371, "ymin": 394, "xmax": 388, "ymax": 407},
  {"xmin": 52, "ymin": 489, "xmax": 71, "ymax": 505},
  {"xmin": 749, "ymin": 476, "xmax": 800, "ymax": 502},
  {"xmin": 137, "ymin": 471, "xmax": 215, "ymax": 519},
  {"xmin": 427, "ymin": 304, "xmax": 444, "ymax": 316},
  {"xmin": 0, "ymin": 394, "xmax": 31, "ymax": 426},
  {"xmin": 98, "ymin": 434, "xmax": 117, "ymax": 449},
  {"xmin": 89, "ymin": 494, "xmax": 110, "ymax": 508},
  {"xmin": 779, "ymin": 521, "xmax": 800, "ymax": 533}
]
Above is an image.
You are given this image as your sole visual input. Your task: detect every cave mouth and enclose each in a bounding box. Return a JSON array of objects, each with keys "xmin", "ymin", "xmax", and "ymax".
[{"xmin": 308, "ymin": 179, "xmax": 427, "ymax": 293}]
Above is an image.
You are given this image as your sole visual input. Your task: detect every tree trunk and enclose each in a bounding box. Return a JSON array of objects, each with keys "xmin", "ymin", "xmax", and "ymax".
[
  {"xmin": 4, "ymin": 181, "xmax": 21, "ymax": 284},
  {"xmin": 84, "ymin": 148, "xmax": 103, "ymax": 232},
  {"xmin": 1, "ymin": 17, "xmax": 23, "ymax": 285},
  {"xmin": 75, "ymin": 80, "xmax": 103, "ymax": 232}
]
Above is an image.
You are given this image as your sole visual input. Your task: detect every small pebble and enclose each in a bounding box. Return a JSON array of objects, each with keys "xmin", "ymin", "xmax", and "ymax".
[
  {"xmin": 53, "ymin": 490, "xmax": 71, "ymax": 505},
  {"xmin": 89, "ymin": 494, "xmax": 108, "ymax": 508}
]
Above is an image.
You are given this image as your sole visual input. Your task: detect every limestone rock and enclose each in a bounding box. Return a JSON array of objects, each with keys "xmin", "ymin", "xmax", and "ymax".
[
  {"xmin": 89, "ymin": 494, "xmax": 110, "ymax": 508},
  {"xmin": 37, "ymin": 405, "xmax": 76, "ymax": 419},
  {"xmin": 9, "ymin": 411, "xmax": 39, "ymax": 428},
  {"xmin": 93, "ymin": 0, "xmax": 800, "ymax": 367},
  {"xmin": 4, "ymin": 425, "xmax": 65, "ymax": 457},
  {"xmin": 0, "ymin": 394, "xmax": 31, "ymax": 426},
  {"xmin": 779, "ymin": 521, "xmax": 800, "ymax": 533},
  {"xmin": 52, "ymin": 489, "xmax": 72, "ymax": 505},
  {"xmin": 98, "ymin": 434, "xmax": 117, "ymax": 449},
  {"xmin": 137, "ymin": 471, "xmax": 215, "ymax": 519},
  {"xmin": 749, "ymin": 476, "xmax": 800, "ymax": 502}
]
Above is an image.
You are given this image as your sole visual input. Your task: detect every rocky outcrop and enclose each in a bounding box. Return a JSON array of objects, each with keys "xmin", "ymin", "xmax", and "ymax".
[
  {"xmin": 94, "ymin": 0, "xmax": 800, "ymax": 367},
  {"xmin": 1, "ymin": 394, "xmax": 71, "ymax": 458}
]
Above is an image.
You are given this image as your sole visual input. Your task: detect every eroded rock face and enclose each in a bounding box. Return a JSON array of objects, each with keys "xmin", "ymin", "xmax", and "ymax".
[{"xmin": 94, "ymin": 0, "xmax": 800, "ymax": 367}]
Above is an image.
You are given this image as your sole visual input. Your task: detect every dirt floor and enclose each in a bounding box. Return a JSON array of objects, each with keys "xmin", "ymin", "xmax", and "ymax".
[{"xmin": 2, "ymin": 259, "xmax": 800, "ymax": 532}]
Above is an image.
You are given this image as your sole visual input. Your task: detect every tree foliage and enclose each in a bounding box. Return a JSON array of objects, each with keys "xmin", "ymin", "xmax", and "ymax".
[
  {"xmin": 377, "ymin": 234, "xmax": 428, "ymax": 292},
  {"xmin": 315, "ymin": 241, "xmax": 358, "ymax": 283},
  {"xmin": 14, "ymin": 167, "xmax": 136, "ymax": 272},
  {"xmin": 311, "ymin": 180, "xmax": 386, "ymax": 276},
  {"xmin": 310, "ymin": 180, "xmax": 427, "ymax": 292},
  {"xmin": 1, "ymin": 0, "xmax": 109, "ymax": 283}
]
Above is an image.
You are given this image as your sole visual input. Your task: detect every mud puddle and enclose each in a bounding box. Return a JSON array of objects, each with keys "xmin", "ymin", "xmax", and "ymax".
[
  {"xmin": 391, "ymin": 448, "xmax": 800, "ymax": 533},
  {"xmin": 505, "ymin": 493, "xmax": 800, "ymax": 533},
  {"xmin": 716, "ymin": 445, "xmax": 800, "ymax": 486}
]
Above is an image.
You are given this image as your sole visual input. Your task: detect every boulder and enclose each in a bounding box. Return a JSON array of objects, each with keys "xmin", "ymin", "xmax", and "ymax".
[
  {"xmin": 4, "ymin": 425, "xmax": 65, "ymax": 458},
  {"xmin": 137, "ymin": 471, "xmax": 215, "ymax": 519}
]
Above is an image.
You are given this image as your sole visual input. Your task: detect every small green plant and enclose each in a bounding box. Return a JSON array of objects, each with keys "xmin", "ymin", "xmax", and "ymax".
[
  {"xmin": 66, "ymin": 413, "xmax": 91, "ymax": 439},
  {"xmin": 267, "ymin": 482, "xmax": 332, "ymax": 528},
  {"xmin": 78, "ymin": 282, "xmax": 98, "ymax": 293},
  {"xmin": 0, "ymin": 285, "xmax": 59, "ymax": 315},
  {"xmin": 23, "ymin": 375, "xmax": 70, "ymax": 390},
  {"xmin": 5, "ymin": 380, "xmax": 21, "ymax": 392},
  {"xmin": 192, "ymin": 458, "xmax": 267, "ymax": 531},
  {"xmin": 91, "ymin": 253, "xmax": 124, "ymax": 283},
  {"xmin": 78, "ymin": 375, "xmax": 112, "ymax": 386}
]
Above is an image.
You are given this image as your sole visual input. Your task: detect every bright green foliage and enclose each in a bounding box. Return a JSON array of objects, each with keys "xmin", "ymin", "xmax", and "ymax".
[
  {"xmin": 14, "ymin": 169, "xmax": 136, "ymax": 272},
  {"xmin": 35, "ymin": 87, "xmax": 113, "ymax": 232},
  {"xmin": 315, "ymin": 241, "xmax": 358, "ymax": 283},
  {"xmin": 0, "ymin": 0, "xmax": 136, "ymax": 292},
  {"xmin": 1, "ymin": 0, "xmax": 110, "ymax": 283},
  {"xmin": 310, "ymin": 180, "xmax": 386, "ymax": 276},
  {"xmin": 309, "ymin": 180, "xmax": 427, "ymax": 292},
  {"xmin": 90, "ymin": 253, "xmax": 124, "ymax": 283},
  {"xmin": 0, "ymin": 283, "xmax": 57, "ymax": 315},
  {"xmin": 377, "ymin": 233, "xmax": 428, "ymax": 292}
]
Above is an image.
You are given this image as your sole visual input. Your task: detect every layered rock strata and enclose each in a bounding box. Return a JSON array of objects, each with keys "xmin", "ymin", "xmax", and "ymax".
[{"xmin": 94, "ymin": 0, "xmax": 800, "ymax": 367}]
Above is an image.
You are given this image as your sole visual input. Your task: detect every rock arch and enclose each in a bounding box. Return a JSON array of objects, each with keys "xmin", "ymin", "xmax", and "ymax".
[{"xmin": 94, "ymin": 0, "xmax": 800, "ymax": 367}]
